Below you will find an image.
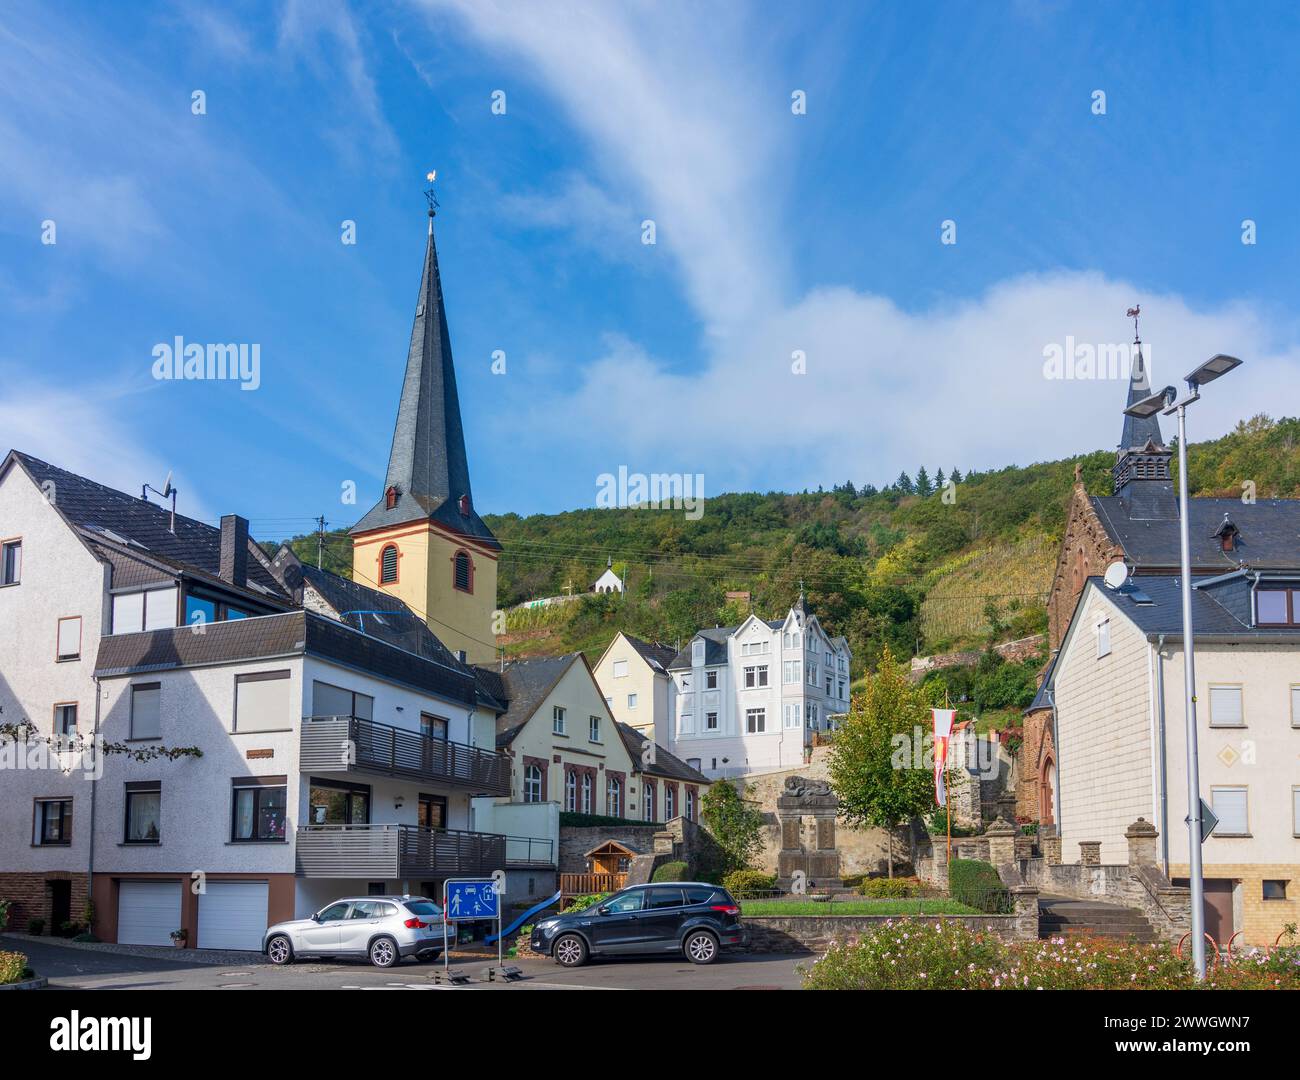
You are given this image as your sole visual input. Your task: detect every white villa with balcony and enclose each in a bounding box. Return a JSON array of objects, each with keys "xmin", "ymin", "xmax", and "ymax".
[{"xmin": 666, "ymin": 595, "xmax": 851, "ymax": 778}]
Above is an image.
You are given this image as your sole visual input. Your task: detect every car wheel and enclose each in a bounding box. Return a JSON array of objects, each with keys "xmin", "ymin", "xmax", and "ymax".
[
  {"xmin": 552, "ymin": 934, "xmax": 588, "ymax": 968},
  {"xmin": 368, "ymin": 936, "xmax": 399, "ymax": 968},
  {"xmin": 266, "ymin": 934, "xmax": 294, "ymax": 966},
  {"xmin": 684, "ymin": 930, "xmax": 719, "ymax": 965}
]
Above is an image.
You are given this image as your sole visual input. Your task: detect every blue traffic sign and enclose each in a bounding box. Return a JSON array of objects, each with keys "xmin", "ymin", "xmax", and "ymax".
[{"xmin": 445, "ymin": 880, "xmax": 499, "ymax": 920}]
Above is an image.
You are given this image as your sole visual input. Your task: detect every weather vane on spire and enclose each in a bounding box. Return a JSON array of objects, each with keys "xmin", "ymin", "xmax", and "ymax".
[
  {"xmin": 1126, "ymin": 303, "xmax": 1141, "ymax": 343},
  {"xmin": 424, "ymin": 170, "xmax": 439, "ymax": 218}
]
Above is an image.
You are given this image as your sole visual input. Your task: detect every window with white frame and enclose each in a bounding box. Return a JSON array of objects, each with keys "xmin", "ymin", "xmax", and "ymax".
[
  {"xmin": 705, "ymin": 711, "xmax": 718, "ymax": 731},
  {"xmin": 627, "ymin": 693, "xmax": 637, "ymax": 709},
  {"xmin": 553, "ymin": 705, "xmax": 566, "ymax": 734},
  {"xmin": 685, "ymin": 787, "xmax": 695, "ymax": 821},
  {"xmin": 825, "ymin": 651, "xmax": 832, "ymax": 666},
  {"xmin": 643, "ymin": 781, "xmax": 655, "ymax": 820},
  {"xmin": 692, "ymin": 639, "xmax": 705, "ymax": 663},
  {"xmin": 581, "ymin": 773, "xmax": 592, "ymax": 813},
  {"xmin": 1209, "ymin": 685, "xmax": 1244, "ymax": 727},
  {"xmin": 705, "ymin": 670, "xmax": 717, "ymax": 689},
  {"xmin": 56, "ymin": 616, "xmax": 81, "ymax": 661},
  {"xmin": 565, "ymin": 770, "xmax": 577, "ymax": 811},
  {"xmin": 783, "ymin": 659, "xmax": 800, "ymax": 684},
  {"xmin": 612, "ymin": 659, "xmax": 628, "ymax": 678},
  {"xmin": 523, "ymin": 764, "xmax": 543, "ymax": 803},
  {"xmin": 235, "ymin": 670, "xmax": 291, "ymax": 732},
  {"xmin": 1293, "ymin": 687, "xmax": 1300, "ymax": 728},
  {"xmin": 807, "ymin": 664, "xmax": 818, "ymax": 685},
  {"xmin": 665, "ymin": 785, "xmax": 675, "ymax": 818},
  {"xmin": 784, "ymin": 703, "xmax": 800, "ymax": 729},
  {"xmin": 744, "ymin": 665, "xmax": 768, "ymax": 688},
  {"xmin": 111, "ymin": 586, "xmax": 178, "ymax": 633},
  {"xmin": 606, "ymin": 775, "xmax": 621, "ymax": 817},
  {"xmin": 741, "ymin": 641, "xmax": 769, "ymax": 656},
  {"xmin": 826, "ymin": 675, "xmax": 834, "ymax": 695},
  {"xmin": 1096, "ymin": 617, "xmax": 1111, "ymax": 658},
  {"xmin": 589, "ymin": 715, "xmax": 601, "ymax": 742},
  {"xmin": 807, "ymin": 702, "xmax": 819, "ymax": 728},
  {"xmin": 54, "ymin": 703, "xmax": 77, "ymax": 737},
  {"xmin": 1293, "ymin": 787, "xmax": 1300, "ymax": 836},
  {"xmin": 783, "ymin": 631, "xmax": 800, "ymax": 648},
  {"xmin": 1210, "ymin": 786, "xmax": 1249, "ymax": 835},
  {"xmin": 745, "ymin": 707, "xmax": 766, "ymax": 733}
]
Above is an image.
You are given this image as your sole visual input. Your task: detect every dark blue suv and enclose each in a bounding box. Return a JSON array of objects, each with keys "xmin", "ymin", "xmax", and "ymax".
[{"xmin": 531, "ymin": 882, "xmax": 745, "ymax": 967}]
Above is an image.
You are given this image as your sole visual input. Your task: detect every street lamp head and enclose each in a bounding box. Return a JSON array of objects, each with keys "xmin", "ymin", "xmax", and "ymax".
[
  {"xmin": 1186, "ymin": 353, "xmax": 1242, "ymax": 387},
  {"xmin": 1123, "ymin": 386, "xmax": 1176, "ymax": 419}
]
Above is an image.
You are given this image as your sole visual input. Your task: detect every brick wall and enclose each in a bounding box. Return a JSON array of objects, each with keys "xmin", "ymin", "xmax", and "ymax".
[
  {"xmin": 0, "ymin": 871, "xmax": 89, "ymax": 935},
  {"xmin": 1170, "ymin": 863, "xmax": 1300, "ymax": 947}
]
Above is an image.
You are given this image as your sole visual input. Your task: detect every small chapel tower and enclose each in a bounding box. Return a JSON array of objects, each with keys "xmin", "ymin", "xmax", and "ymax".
[{"xmin": 350, "ymin": 181, "xmax": 500, "ymax": 662}]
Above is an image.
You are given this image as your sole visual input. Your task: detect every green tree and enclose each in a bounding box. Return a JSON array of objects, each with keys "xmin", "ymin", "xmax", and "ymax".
[
  {"xmin": 915, "ymin": 466, "xmax": 933, "ymax": 497},
  {"xmin": 700, "ymin": 780, "xmax": 765, "ymax": 872},
  {"xmin": 827, "ymin": 645, "xmax": 934, "ymax": 876}
]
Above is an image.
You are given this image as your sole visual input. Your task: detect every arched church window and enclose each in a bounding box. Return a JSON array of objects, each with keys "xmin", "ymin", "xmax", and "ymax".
[
  {"xmin": 453, "ymin": 550, "xmax": 473, "ymax": 593},
  {"xmin": 380, "ymin": 544, "xmax": 399, "ymax": 584}
]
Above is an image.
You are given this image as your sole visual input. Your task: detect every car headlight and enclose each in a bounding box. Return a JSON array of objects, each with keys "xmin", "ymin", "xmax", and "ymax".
[{"xmin": 535, "ymin": 920, "xmax": 559, "ymax": 933}]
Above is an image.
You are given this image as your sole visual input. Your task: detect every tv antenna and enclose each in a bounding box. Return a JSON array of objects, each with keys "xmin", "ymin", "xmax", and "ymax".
[{"xmin": 141, "ymin": 470, "xmax": 178, "ymax": 534}]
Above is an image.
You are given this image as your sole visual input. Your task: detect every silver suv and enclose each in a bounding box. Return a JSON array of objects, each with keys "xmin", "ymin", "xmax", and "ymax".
[{"xmin": 263, "ymin": 896, "xmax": 444, "ymax": 968}]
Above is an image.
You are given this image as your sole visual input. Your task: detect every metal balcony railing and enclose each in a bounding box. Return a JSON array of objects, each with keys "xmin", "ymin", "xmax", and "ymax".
[
  {"xmin": 294, "ymin": 824, "xmax": 554, "ymax": 878},
  {"xmin": 300, "ymin": 715, "xmax": 510, "ymax": 796}
]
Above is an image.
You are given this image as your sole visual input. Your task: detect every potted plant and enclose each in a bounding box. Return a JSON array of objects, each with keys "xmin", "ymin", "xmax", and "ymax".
[
  {"xmin": 169, "ymin": 927, "xmax": 187, "ymax": 948},
  {"xmin": 27, "ymin": 918, "xmax": 44, "ymax": 937}
]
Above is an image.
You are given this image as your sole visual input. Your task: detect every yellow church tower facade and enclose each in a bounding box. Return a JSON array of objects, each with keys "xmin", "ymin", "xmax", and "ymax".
[{"xmin": 350, "ymin": 197, "xmax": 500, "ymax": 663}]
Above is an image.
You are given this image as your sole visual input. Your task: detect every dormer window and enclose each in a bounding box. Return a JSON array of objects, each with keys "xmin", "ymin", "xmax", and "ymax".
[
  {"xmin": 1256, "ymin": 588, "xmax": 1298, "ymax": 626},
  {"xmin": 385, "ymin": 486, "xmax": 399, "ymax": 510},
  {"xmin": 458, "ymin": 494, "xmax": 471, "ymax": 517},
  {"xmin": 1212, "ymin": 514, "xmax": 1240, "ymax": 553}
]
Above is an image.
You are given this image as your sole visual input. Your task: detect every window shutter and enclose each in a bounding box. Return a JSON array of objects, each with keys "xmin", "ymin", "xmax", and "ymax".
[
  {"xmin": 57, "ymin": 617, "xmax": 81, "ymax": 659},
  {"xmin": 144, "ymin": 587, "xmax": 177, "ymax": 630},
  {"xmin": 1209, "ymin": 686, "xmax": 1243, "ymax": 726},
  {"xmin": 235, "ymin": 671, "xmax": 291, "ymax": 732},
  {"xmin": 130, "ymin": 685, "xmax": 161, "ymax": 740},
  {"xmin": 113, "ymin": 593, "xmax": 145, "ymax": 633},
  {"xmin": 1211, "ymin": 787, "xmax": 1248, "ymax": 834}
]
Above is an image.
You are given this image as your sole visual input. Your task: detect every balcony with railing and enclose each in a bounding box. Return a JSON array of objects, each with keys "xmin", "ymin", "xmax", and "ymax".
[
  {"xmin": 294, "ymin": 824, "xmax": 553, "ymax": 878},
  {"xmin": 300, "ymin": 715, "xmax": 510, "ymax": 796}
]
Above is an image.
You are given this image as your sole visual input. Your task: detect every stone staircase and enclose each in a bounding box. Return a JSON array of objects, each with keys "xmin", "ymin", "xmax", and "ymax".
[{"xmin": 1038, "ymin": 896, "xmax": 1159, "ymax": 943}]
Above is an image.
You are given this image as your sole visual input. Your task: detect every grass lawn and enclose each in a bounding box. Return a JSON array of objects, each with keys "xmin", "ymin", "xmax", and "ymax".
[{"xmin": 739, "ymin": 898, "xmax": 982, "ymax": 916}]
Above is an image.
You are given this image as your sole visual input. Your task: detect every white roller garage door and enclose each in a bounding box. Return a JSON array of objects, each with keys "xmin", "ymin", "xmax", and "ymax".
[
  {"xmin": 117, "ymin": 881, "xmax": 182, "ymax": 946},
  {"xmin": 197, "ymin": 881, "xmax": 269, "ymax": 951}
]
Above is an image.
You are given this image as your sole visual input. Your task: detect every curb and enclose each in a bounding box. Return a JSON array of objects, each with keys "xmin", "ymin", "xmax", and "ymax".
[{"xmin": 0, "ymin": 976, "xmax": 48, "ymax": 991}]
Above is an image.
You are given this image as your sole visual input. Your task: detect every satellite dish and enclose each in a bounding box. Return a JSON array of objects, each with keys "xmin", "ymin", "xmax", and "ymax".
[
  {"xmin": 1103, "ymin": 561, "xmax": 1130, "ymax": 590},
  {"xmin": 161, "ymin": 470, "xmax": 174, "ymax": 497}
]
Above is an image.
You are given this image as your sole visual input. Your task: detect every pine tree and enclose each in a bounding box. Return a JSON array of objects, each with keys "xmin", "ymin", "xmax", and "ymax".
[
  {"xmin": 894, "ymin": 471, "xmax": 914, "ymax": 494},
  {"xmin": 950, "ymin": 467, "xmax": 963, "ymax": 484},
  {"xmin": 915, "ymin": 466, "xmax": 933, "ymax": 497},
  {"xmin": 934, "ymin": 468, "xmax": 946, "ymax": 490}
]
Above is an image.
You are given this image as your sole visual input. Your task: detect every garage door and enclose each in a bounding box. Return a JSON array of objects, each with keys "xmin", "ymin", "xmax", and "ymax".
[
  {"xmin": 117, "ymin": 881, "xmax": 182, "ymax": 946},
  {"xmin": 197, "ymin": 881, "xmax": 269, "ymax": 951}
]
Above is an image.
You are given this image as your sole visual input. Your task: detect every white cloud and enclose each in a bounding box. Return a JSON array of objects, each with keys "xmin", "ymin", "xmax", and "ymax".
[
  {"xmin": 0, "ymin": 370, "xmax": 214, "ymax": 521},
  {"xmin": 422, "ymin": 0, "xmax": 1299, "ymax": 495}
]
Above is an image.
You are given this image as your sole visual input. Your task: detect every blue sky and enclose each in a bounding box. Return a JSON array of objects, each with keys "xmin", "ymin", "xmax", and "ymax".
[{"xmin": 2, "ymin": 0, "xmax": 1299, "ymax": 539}]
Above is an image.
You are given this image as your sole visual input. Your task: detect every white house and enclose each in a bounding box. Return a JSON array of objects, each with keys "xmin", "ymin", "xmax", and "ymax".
[
  {"xmin": 592, "ymin": 631, "xmax": 677, "ymax": 741},
  {"xmin": 0, "ymin": 449, "xmax": 552, "ymax": 950},
  {"xmin": 666, "ymin": 595, "xmax": 851, "ymax": 778}
]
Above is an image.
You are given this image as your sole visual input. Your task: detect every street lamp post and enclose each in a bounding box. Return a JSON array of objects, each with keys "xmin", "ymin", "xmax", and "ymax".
[{"xmin": 1124, "ymin": 353, "xmax": 1242, "ymax": 981}]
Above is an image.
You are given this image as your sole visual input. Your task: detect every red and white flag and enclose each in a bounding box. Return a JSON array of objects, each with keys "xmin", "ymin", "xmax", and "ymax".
[{"xmin": 931, "ymin": 708, "xmax": 956, "ymax": 807}]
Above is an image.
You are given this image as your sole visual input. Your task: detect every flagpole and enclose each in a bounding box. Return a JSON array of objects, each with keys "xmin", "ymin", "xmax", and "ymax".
[{"xmin": 944, "ymin": 691, "xmax": 952, "ymax": 866}]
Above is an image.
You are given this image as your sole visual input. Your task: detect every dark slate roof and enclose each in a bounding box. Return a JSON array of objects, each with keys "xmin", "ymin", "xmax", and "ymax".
[
  {"xmin": 5, "ymin": 451, "xmax": 290, "ymax": 600},
  {"xmin": 614, "ymin": 722, "xmax": 710, "ymax": 784},
  {"xmin": 94, "ymin": 610, "xmax": 477, "ymax": 705},
  {"xmin": 620, "ymin": 633, "xmax": 677, "ymax": 674},
  {"xmin": 1090, "ymin": 495, "xmax": 1300, "ymax": 571},
  {"xmin": 350, "ymin": 217, "xmax": 499, "ymax": 550},
  {"xmin": 1025, "ymin": 651, "xmax": 1057, "ymax": 714},
  {"xmin": 1119, "ymin": 343, "xmax": 1165, "ymax": 451},
  {"xmin": 667, "ymin": 620, "xmax": 785, "ymax": 670},
  {"xmin": 477, "ymin": 654, "xmax": 581, "ymax": 747},
  {"xmin": 1088, "ymin": 573, "xmax": 1300, "ymax": 642}
]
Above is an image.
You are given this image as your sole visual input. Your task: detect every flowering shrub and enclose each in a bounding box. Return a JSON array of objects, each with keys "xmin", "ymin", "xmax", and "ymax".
[
  {"xmin": 0, "ymin": 951, "xmax": 28, "ymax": 985},
  {"xmin": 802, "ymin": 920, "xmax": 1300, "ymax": 990}
]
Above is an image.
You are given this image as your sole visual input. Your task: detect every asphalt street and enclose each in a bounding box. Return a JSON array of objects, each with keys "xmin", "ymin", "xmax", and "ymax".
[{"xmin": 16, "ymin": 937, "xmax": 805, "ymax": 991}]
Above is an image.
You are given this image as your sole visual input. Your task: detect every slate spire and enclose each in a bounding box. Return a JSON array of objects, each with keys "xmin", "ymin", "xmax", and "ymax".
[
  {"xmin": 1112, "ymin": 316, "xmax": 1173, "ymax": 500},
  {"xmin": 351, "ymin": 197, "xmax": 499, "ymax": 549}
]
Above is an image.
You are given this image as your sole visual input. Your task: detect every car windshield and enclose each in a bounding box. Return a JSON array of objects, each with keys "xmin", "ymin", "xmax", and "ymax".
[{"xmin": 405, "ymin": 900, "xmax": 442, "ymax": 917}]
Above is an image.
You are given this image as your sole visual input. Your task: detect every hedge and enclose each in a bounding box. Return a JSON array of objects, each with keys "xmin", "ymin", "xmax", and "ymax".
[
  {"xmin": 721, "ymin": 869, "xmax": 776, "ymax": 898},
  {"xmin": 651, "ymin": 860, "xmax": 689, "ymax": 882},
  {"xmin": 860, "ymin": 876, "xmax": 926, "ymax": 899},
  {"xmin": 948, "ymin": 858, "xmax": 1010, "ymax": 913}
]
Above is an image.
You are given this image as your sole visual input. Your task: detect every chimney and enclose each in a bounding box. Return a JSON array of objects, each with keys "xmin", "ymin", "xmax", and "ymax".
[{"xmin": 219, "ymin": 514, "xmax": 249, "ymax": 588}]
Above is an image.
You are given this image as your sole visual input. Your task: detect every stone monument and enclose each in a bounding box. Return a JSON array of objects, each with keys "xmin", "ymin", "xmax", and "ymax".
[{"xmin": 776, "ymin": 775, "xmax": 841, "ymax": 888}]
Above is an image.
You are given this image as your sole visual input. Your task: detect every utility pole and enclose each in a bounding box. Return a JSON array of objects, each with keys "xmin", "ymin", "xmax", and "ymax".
[{"xmin": 315, "ymin": 515, "xmax": 327, "ymax": 569}]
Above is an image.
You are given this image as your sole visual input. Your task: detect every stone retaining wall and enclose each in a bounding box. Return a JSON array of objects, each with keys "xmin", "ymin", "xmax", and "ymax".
[{"xmin": 742, "ymin": 913, "xmax": 1026, "ymax": 954}]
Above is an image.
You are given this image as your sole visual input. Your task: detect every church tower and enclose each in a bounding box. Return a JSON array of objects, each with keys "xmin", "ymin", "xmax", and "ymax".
[
  {"xmin": 1112, "ymin": 328, "xmax": 1174, "ymax": 514},
  {"xmin": 350, "ymin": 189, "xmax": 500, "ymax": 662}
]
